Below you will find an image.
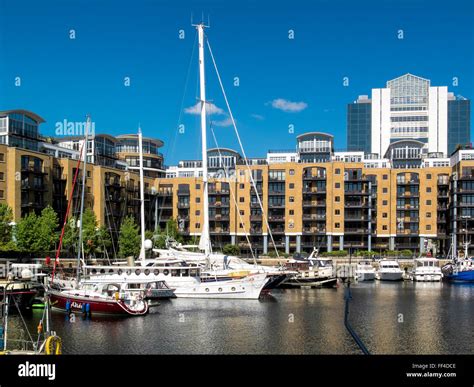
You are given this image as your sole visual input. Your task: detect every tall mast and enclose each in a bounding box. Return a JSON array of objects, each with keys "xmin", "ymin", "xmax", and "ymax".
[
  {"xmin": 138, "ymin": 126, "xmax": 146, "ymax": 263},
  {"xmin": 196, "ymin": 23, "xmax": 211, "ymax": 257},
  {"xmin": 76, "ymin": 115, "xmax": 90, "ymax": 283}
]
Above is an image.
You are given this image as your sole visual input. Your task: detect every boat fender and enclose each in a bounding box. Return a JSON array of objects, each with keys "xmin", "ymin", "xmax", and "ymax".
[
  {"xmin": 45, "ymin": 335, "xmax": 62, "ymax": 355},
  {"xmin": 163, "ymin": 269, "xmax": 169, "ymax": 276}
]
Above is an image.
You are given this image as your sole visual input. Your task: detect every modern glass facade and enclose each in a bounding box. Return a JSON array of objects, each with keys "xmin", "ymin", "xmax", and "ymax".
[
  {"xmin": 448, "ymin": 99, "xmax": 470, "ymax": 155},
  {"xmin": 347, "ymin": 102, "xmax": 371, "ymax": 153}
]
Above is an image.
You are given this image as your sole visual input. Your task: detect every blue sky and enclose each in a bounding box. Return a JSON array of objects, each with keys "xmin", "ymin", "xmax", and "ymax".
[{"xmin": 1, "ymin": 0, "xmax": 473, "ymax": 164}]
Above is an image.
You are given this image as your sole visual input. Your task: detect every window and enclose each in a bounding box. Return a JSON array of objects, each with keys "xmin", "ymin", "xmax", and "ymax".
[
  {"xmin": 239, "ymin": 223, "xmax": 244, "ymax": 229},
  {"xmin": 426, "ymin": 212, "xmax": 431, "ymax": 218},
  {"xmin": 383, "ymin": 213, "xmax": 388, "ymax": 218},
  {"xmin": 335, "ymin": 196, "xmax": 340, "ymax": 202},
  {"xmin": 195, "ymin": 184, "xmax": 200, "ymax": 189},
  {"xmin": 240, "ymin": 210, "xmax": 244, "ymax": 215},
  {"xmin": 289, "ymin": 209, "xmax": 294, "ymax": 215},
  {"xmin": 383, "ymin": 188, "xmax": 388, "ymax": 193},
  {"xmin": 289, "ymin": 196, "xmax": 294, "ymax": 203},
  {"xmin": 0, "ymin": 190, "xmax": 3, "ymax": 198},
  {"xmin": 87, "ymin": 171, "xmax": 91, "ymax": 178},
  {"xmin": 239, "ymin": 183, "xmax": 244, "ymax": 189},
  {"xmin": 383, "ymin": 175, "xmax": 388, "ymax": 180},
  {"xmin": 382, "ymin": 225, "xmax": 388, "ymax": 231},
  {"xmin": 239, "ymin": 197, "xmax": 245, "ymax": 203},
  {"xmin": 335, "ymin": 223, "xmax": 340, "ymax": 228},
  {"xmin": 196, "ymin": 197, "xmax": 201, "ymax": 203},
  {"xmin": 289, "ymin": 169, "xmax": 295, "ymax": 175},
  {"xmin": 426, "ymin": 225, "xmax": 431, "ymax": 230},
  {"xmin": 195, "ymin": 210, "xmax": 200, "ymax": 216},
  {"xmin": 335, "ymin": 209, "xmax": 340, "ymax": 215},
  {"xmin": 383, "ymin": 200, "xmax": 388, "ymax": 205},
  {"xmin": 0, "ymin": 172, "xmax": 3, "ymax": 181},
  {"xmin": 335, "ymin": 183, "xmax": 340, "ymax": 188},
  {"xmin": 289, "ymin": 183, "xmax": 294, "ymax": 189},
  {"xmin": 195, "ymin": 223, "xmax": 200, "ymax": 228},
  {"xmin": 426, "ymin": 174, "xmax": 432, "ymax": 180},
  {"xmin": 426, "ymin": 200, "xmax": 431, "ymax": 205},
  {"xmin": 335, "ymin": 168, "xmax": 341, "ymax": 174},
  {"xmin": 0, "ymin": 153, "xmax": 4, "ymax": 162},
  {"xmin": 427, "ymin": 187, "xmax": 431, "ymax": 193}
]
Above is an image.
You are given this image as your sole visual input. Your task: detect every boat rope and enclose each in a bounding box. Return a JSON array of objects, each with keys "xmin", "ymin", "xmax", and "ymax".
[
  {"xmin": 11, "ymin": 295, "xmax": 36, "ymax": 351},
  {"xmin": 343, "ymin": 278, "xmax": 370, "ymax": 355},
  {"xmin": 206, "ymin": 37, "xmax": 280, "ymax": 258},
  {"xmin": 51, "ymin": 133, "xmax": 86, "ymax": 283},
  {"xmin": 210, "ymin": 126, "xmax": 257, "ymax": 264}
]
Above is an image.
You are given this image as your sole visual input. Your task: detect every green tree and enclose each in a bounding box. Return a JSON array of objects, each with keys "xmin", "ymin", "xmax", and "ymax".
[
  {"xmin": 16, "ymin": 213, "xmax": 41, "ymax": 252},
  {"xmin": 0, "ymin": 204, "xmax": 16, "ymax": 251},
  {"xmin": 81, "ymin": 208, "xmax": 100, "ymax": 257},
  {"xmin": 118, "ymin": 215, "xmax": 141, "ymax": 258},
  {"xmin": 96, "ymin": 225, "xmax": 112, "ymax": 255},
  {"xmin": 62, "ymin": 217, "xmax": 79, "ymax": 255},
  {"xmin": 36, "ymin": 206, "xmax": 59, "ymax": 252}
]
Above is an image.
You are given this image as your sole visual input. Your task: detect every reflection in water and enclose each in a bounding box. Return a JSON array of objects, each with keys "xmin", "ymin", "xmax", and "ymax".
[{"xmin": 12, "ymin": 282, "xmax": 474, "ymax": 354}]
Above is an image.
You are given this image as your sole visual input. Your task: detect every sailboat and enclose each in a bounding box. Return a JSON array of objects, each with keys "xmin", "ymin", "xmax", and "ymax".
[
  {"xmin": 85, "ymin": 25, "xmax": 270, "ymax": 298},
  {"xmin": 47, "ymin": 117, "xmax": 150, "ymax": 316}
]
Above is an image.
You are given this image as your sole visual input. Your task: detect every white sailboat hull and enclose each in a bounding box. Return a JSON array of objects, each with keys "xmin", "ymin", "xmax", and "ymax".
[{"xmin": 85, "ymin": 269, "xmax": 269, "ymax": 300}]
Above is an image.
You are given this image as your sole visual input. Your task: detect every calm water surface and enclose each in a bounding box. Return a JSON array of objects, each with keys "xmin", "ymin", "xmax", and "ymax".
[{"xmin": 16, "ymin": 281, "xmax": 474, "ymax": 354}]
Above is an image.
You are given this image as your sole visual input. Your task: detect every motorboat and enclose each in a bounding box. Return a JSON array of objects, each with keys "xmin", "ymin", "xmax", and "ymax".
[
  {"xmin": 280, "ymin": 248, "xmax": 337, "ymax": 288},
  {"xmin": 376, "ymin": 260, "xmax": 403, "ymax": 281},
  {"xmin": 412, "ymin": 258, "xmax": 442, "ymax": 282},
  {"xmin": 354, "ymin": 261, "xmax": 376, "ymax": 281}
]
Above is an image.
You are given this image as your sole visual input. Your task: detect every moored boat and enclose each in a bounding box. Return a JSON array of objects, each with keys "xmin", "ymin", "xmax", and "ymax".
[
  {"xmin": 354, "ymin": 261, "xmax": 376, "ymax": 282},
  {"xmin": 376, "ymin": 259, "xmax": 403, "ymax": 281},
  {"xmin": 49, "ymin": 282, "xmax": 149, "ymax": 316},
  {"xmin": 412, "ymin": 258, "xmax": 442, "ymax": 282}
]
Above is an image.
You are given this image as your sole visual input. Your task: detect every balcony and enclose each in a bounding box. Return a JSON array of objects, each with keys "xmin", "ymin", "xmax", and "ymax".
[
  {"xmin": 177, "ymin": 191, "xmax": 190, "ymax": 196},
  {"xmin": 208, "ymin": 189, "xmax": 230, "ymax": 195},
  {"xmin": 157, "ymin": 190, "xmax": 173, "ymax": 196},
  {"xmin": 437, "ymin": 177, "xmax": 449, "ymax": 185},
  {"xmin": 268, "ymin": 190, "xmax": 285, "ymax": 195},
  {"xmin": 302, "ymin": 213, "xmax": 326, "ymax": 220},
  {"xmin": 209, "ymin": 214, "xmax": 230, "ymax": 221},
  {"xmin": 302, "ymin": 188, "xmax": 326, "ymax": 194},
  {"xmin": 250, "ymin": 214, "xmax": 262, "ymax": 221},
  {"xmin": 345, "ymin": 202, "xmax": 369, "ymax": 208},
  {"xmin": 268, "ymin": 202, "xmax": 285, "ymax": 208},
  {"xmin": 396, "ymin": 179, "xmax": 419, "ymax": 185},
  {"xmin": 250, "ymin": 228, "xmax": 263, "ymax": 234},
  {"xmin": 396, "ymin": 229, "xmax": 419, "ymax": 236},
  {"xmin": 177, "ymin": 202, "xmax": 190, "ymax": 209},
  {"xmin": 303, "ymin": 227, "xmax": 326, "ymax": 234},
  {"xmin": 344, "ymin": 228, "xmax": 369, "ymax": 234},
  {"xmin": 210, "ymin": 228, "xmax": 230, "ymax": 234},
  {"xmin": 268, "ymin": 215, "xmax": 285, "ymax": 222},
  {"xmin": 303, "ymin": 201, "xmax": 326, "ymax": 207}
]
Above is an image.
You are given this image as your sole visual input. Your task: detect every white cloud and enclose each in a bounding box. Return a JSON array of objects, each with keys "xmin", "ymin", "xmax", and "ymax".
[
  {"xmin": 213, "ymin": 117, "xmax": 234, "ymax": 127},
  {"xmin": 269, "ymin": 98, "xmax": 308, "ymax": 113},
  {"xmin": 184, "ymin": 102, "xmax": 225, "ymax": 115},
  {"xmin": 251, "ymin": 114, "xmax": 264, "ymax": 121}
]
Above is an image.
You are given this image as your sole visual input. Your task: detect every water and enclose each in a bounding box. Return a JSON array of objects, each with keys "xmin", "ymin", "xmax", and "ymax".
[{"xmin": 14, "ymin": 281, "xmax": 474, "ymax": 354}]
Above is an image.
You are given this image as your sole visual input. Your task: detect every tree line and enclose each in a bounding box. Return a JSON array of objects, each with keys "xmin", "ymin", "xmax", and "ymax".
[{"xmin": 0, "ymin": 203, "xmax": 185, "ymax": 259}]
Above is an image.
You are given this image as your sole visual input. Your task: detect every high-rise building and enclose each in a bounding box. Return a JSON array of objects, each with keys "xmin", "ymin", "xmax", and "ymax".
[{"xmin": 347, "ymin": 73, "xmax": 470, "ymax": 158}]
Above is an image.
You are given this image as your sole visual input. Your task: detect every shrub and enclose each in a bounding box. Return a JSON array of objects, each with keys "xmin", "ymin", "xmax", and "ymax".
[{"xmin": 222, "ymin": 244, "xmax": 240, "ymax": 256}]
